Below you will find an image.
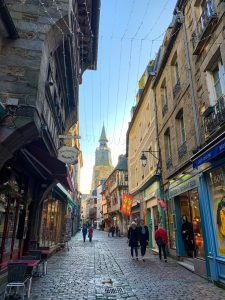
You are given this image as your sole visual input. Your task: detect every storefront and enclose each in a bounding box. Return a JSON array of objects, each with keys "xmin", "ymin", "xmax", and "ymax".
[
  {"xmin": 39, "ymin": 186, "xmax": 67, "ymax": 249},
  {"xmin": 0, "ymin": 173, "xmax": 29, "ymax": 270},
  {"xmin": 192, "ymin": 136, "xmax": 225, "ymax": 283},
  {"xmin": 167, "ymin": 172, "xmax": 207, "ymax": 276},
  {"xmin": 143, "ymin": 181, "xmax": 160, "ymax": 250}
]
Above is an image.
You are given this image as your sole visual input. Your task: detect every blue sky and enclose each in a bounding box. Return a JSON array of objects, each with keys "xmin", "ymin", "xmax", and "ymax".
[{"xmin": 80, "ymin": 0, "xmax": 177, "ymax": 193}]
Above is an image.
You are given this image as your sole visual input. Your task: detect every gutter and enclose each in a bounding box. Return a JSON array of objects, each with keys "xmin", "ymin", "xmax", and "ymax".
[{"xmin": 0, "ymin": 0, "xmax": 18, "ymax": 39}]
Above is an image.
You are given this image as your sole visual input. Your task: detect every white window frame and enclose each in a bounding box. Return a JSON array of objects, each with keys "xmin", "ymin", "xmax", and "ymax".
[{"xmin": 206, "ymin": 60, "xmax": 225, "ymax": 106}]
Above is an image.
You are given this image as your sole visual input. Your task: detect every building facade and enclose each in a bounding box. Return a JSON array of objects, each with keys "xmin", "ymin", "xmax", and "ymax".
[
  {"xmin": 182, "ymin": 0, "xmax": 225, "ymax": 283},
  {"xmin": 0, "ymin": 0, "xmax": 100, "ymax": 271},
  {"xmin": 127, "ymin": 61, "xmax": 162, "ymax": 249},
  {"xmin": 104, "ymin": 155, "xmax": 128, "ymax": 235}
]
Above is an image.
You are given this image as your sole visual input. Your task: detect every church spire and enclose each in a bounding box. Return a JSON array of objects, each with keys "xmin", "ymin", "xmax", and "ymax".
[{"xmin": 99, "ymin": 124, "xmax": 108, "ymax": 143}]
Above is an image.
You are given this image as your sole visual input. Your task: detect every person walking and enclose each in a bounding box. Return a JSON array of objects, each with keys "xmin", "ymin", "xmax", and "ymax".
[
  {"xmin": 128, "ymin": 221, "xmax": 139, "ymax": 260},
  {"xmin": 82, "ymin": 224, "xmax": 87, "ymax": 242},
  {"xmin": 138, "ymin": 219, "xmax": 149, "ymax": 261},
  {"xmin": 88, "ymin": 226, "xmax": 93, "ymax": 242},
  {"xmin": 111, "ymin": 225, "xmax": 116, "ymax": 237},
  {"xmin": 155, "ymin": 225, "xmax": 168, "ymax": 262}
]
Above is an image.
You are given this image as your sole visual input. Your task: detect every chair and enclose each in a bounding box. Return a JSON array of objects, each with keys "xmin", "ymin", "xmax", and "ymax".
[
  {"xmin": 3, "ymin": 263, "xmax": 32, "ymax": 300},
  {"xmin": 29, "ymin": 250, "xmax": 46, "ymax": 276},
  {"xmin": 38, "ymin": 247, "xmax": 49, "ymax": 275}
]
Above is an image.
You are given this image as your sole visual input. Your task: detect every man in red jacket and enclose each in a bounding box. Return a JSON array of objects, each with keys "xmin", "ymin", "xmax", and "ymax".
[{"xmin": 155, "ymin": 225, "xmax": 168, "ymax": 262}]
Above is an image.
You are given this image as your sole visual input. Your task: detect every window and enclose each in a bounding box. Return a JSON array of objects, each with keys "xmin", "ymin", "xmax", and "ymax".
[
  {"xmin": 174, "ymin": 61, "xmax": 180, "ymax": 85},
  {"xmin": 164, "ymin": 128, "xmax": 172, "ymax": 158},
  {"xmin": 161, "ymin": 79, "xmax": 168, "ymax": 116},
  {"xmin": 176, "ymin": 110, "xmax": 186, "ymax": 145},
  {"xmin": 206, "ymin": 59, "xmax": 225, "ymax": 105}
]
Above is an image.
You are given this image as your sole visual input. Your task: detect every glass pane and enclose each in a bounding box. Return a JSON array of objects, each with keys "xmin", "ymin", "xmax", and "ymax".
[
  {"xmin": 208, "ymin": 168, "xmax": 225, "ymax": 257},
  {"xmin": 190, "ymin": 189, "xmax": 205, "ymax": 258},
  {"xmin": 213, "ymin": 69, "xmax": 223, "ymax": 99}
]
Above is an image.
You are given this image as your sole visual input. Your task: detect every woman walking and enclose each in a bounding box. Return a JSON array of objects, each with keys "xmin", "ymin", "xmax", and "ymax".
[
  {"xmin": 138, "ymin": 219, "xmax": 149, "ymax": 261},
  {"xmin": 128, "ymin": 221, "xmax": 139, "ymax": 260},
  {"xmin": 155, "ymin": 225, "xmax": 168, "ymax": 262},
  {"xmin": 88, "ymin": 226, "xmax": 93, "ymax": 242}
]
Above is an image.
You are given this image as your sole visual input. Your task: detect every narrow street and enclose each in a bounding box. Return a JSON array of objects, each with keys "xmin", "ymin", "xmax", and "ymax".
[{"xmin": 29, "ymin": 231, "xmax": 225, "ymax": 300}]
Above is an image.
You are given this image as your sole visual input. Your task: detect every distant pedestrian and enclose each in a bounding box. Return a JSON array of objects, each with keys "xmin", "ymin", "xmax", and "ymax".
[
  {"xmin": 111, "ymin": 225, "xmax": 116, "ymax": 237},
  {"xmin": 155, "ymin": 225, "xmax": 168, "ymax": 262},
  {"xmin": 138, "ymin": 219, "xmax": 149, "ymax": 261},
  {"xmin": 128, "ymin": 221, "xmax": 139, "ymax": 260},
  {"xmin": 115, "ymin": 225, "xmax": 119, "ymax": 237},
  {"xmin": 82, "ymin": 224, "xmax": 87, "ymax": 242},
  {"xmin": 88, "ymin": 226, "xmax": 93, "ymax": 242}
]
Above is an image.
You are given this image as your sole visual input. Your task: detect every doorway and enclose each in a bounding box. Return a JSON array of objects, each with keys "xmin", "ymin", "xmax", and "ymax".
[{"xmin": 179, "ymin": 189, "xmax": 205, "ymax": 259}]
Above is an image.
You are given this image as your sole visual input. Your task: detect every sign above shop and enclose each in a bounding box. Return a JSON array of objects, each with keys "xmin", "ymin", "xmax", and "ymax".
[
  {"xmin": 192, "ymin": 138, "xmax": 225, "ymax": 168},
  {"xmin": 58, "ymin": 146, "xmax": 79, "ymax": 164},
  {"xmin": 58, "ymin": 135, "xmax": 81, "ymax": 139},
  {"xmin": 169, "ymin": 177, "xmax": 198, "ymax": 198}
]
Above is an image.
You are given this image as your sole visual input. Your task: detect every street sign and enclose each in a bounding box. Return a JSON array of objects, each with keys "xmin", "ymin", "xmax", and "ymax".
[
  {"xmin": 58, "ymin": 135, "xmax": 81, "ymax": 139},
  {"xmin": 58, "ymin": 146, "xmax": 79, "ymax": 164}
]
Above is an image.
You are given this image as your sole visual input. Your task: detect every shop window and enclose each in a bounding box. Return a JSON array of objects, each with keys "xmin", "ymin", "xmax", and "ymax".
[
  {"xmin": 168, "ymin": 199, "xmax": 176, "ymax": 249},
  {"xmin": 208, "ymin": 167, "xmax": 225, "ymax": 257}
]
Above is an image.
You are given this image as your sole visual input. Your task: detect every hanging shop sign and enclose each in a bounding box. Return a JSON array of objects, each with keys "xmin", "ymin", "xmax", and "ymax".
[{"xmin": 58, "ymin": 146, "xmax": 79, "ymax": 164}]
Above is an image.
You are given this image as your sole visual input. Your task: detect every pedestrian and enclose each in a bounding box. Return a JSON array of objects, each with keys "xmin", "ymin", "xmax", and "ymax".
[
  {"xmin": 108, "ymin": 226, "xmax": 112, "ymax": 237},
  {"xmin": 155, "ymin": 225, "xmax": 168, "ymax": 262},
  {"xmin": 82, "ymin": 224, "xmax": 87, "ymax": 242},
  {"xmin": 111, "ymin": 225, "xmax": 115, "ymax": 237},
  {"xmin": 128, "ymin": 221, "xmax": 139, "ymax": 260},
  {"xmin": 138, "ymin": 219, "xmax": 149, "ymax": 261},
  {"xmin": 181, "ymin": 215, "xmax": 196, "ymax": 257},
  {"xmin": 88, "ymin": 226, "xmax": 93, "ymax": 242}
]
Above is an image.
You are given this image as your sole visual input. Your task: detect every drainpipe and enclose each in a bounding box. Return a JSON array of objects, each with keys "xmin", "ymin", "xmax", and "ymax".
[{"xmin": 176, "ymin": 10, "xmax": 201, "ymax": 147}]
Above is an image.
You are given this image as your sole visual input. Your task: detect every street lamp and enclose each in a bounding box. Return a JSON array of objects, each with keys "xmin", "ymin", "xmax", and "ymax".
[{"xmin": 140, "ymin": 153, "xmax": 147, "ymax": 167}]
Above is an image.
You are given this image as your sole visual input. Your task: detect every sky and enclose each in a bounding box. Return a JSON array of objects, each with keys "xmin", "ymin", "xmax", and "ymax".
[{"xmin": 79, "ymin": 0, "xmax": 177, "ymax": 194}]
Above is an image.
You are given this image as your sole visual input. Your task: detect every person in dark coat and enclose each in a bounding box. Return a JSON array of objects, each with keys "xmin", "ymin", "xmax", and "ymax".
[
  {"xmin": 155, "ymin": 225, "xmax": 168, "ymax": 262},
  {"xmin": 128, "ymin": 221, "xmax": 139, "ymax": 260},
  {"xmin": 111, "ymin": 225, "xmax": 116, "ymax": 237},
  {"xmin": 181, "ymin": 215, "xmax": 196, "ymax": 257},
  {"xmin": 138, "ymin": 219, "xmax": 149, "ymax": 261},
  {"xmin": 88, "ymin": 226, "xmax": 93, "ymax": 242},
  {"xmin": 82, "ymin": 224, "xmax": 87, "ymax": 242}
]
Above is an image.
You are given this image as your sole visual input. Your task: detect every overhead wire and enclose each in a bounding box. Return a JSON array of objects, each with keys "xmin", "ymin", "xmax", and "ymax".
[{"xmin": 131, "ymin": 0, "xmax": 152, "ymax": 39}]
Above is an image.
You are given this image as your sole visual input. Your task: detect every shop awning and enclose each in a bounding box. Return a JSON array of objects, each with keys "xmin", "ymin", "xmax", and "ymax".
[
  {"xmin": 22, "ymin": 145, "xmax": 73, "ymax": 192},
  {"xmin": 56, "ymin": 183, "xmax": 77, "ymax": 209}
]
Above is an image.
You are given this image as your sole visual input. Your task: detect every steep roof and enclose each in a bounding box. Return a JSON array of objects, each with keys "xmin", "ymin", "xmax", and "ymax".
[
  {"xmin": 115, "ymin": 155, "xmax": 127, "ymax": 171},
  {"xmin": 99, "ymin": 124, "xmax": 108, "ymax": 142}
]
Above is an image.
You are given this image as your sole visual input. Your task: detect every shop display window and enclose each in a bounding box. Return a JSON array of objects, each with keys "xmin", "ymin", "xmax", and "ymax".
[
  {"xmin": 40, "ymin": 198, "xmax": 63, "ymax": 247},
  {"xmin": 168, "ymin": 199, "xmax": 176, "ymax": 249},
  {"xmin": 208, "ymin": 167, "xmax": 225, "ymax": 257}
]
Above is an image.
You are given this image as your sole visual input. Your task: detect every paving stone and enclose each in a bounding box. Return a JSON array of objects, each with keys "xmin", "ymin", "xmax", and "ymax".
[{"xmin": 24, "ymin": 230, "xmax": 225, "ymax": 300}]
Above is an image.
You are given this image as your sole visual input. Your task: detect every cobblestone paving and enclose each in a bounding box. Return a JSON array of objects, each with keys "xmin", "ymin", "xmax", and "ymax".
[{"xmin": 28, "ymin": 231, "xmax": 225, "ymax": 300}]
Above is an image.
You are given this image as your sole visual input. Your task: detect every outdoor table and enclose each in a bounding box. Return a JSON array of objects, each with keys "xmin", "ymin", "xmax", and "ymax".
[{"xmin": 9, "ymin": 259, "xmax": 40, "ymax": 268}]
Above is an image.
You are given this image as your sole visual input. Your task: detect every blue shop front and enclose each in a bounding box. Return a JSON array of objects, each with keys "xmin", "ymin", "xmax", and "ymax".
[
  {"xmin": 167, "ymin": 169, "xmax": 207, "ymax": 277},
  {"xmin": 192, "ymin": 135, "xmax": 225, "ymax": 284}
]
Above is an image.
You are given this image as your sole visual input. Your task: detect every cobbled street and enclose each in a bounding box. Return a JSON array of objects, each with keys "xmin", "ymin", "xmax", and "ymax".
[{"xmin": 27, "ymin": 230, "xmax": 225, "ymax": 300}]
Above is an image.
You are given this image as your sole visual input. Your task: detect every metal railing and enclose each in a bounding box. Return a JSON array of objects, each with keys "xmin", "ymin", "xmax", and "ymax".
[
  {"xmin": 204, "ymin": 95, "xmax": 225, "ymax": 136},
  {"xmin": 178, "ymin": 142, "xmax": 187, "ymax": 159},
  {"xmin": 162, "ymin": 103, "xmax": 168, "ymax": 117},
  {"xmin": 166, "ymin": 157, "xmax": 172, "ymax": 169},
  {"xmin": 173, "ymin": 80, "xmax": 181, "ymax": 99},
  {"xmin": 192, "ymin": 0, "xmax": 216, "ymax": 49}
]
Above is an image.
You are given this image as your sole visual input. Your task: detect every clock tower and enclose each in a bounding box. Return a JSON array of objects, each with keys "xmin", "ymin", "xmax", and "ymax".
[{"xmin": 91, "ymin": 125, "xmax": 113, "ymax": 191}]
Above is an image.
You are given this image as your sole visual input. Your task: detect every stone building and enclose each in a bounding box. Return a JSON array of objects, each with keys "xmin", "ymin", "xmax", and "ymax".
[
  {"xmin": 91, "ymin": 125, "xmax": 114, "ymax": 191},
  {"xmin": 127, "ymin": 61, "xmax": 162, "ymax": 249},
  {"xmin": 0, "ymin": 0, "xmax": 100, "ymax": 271},
  {"xmin": 180, "ymin": 0, "xmax": 225, "ymax": 284},
  {"xmin": 104, "ymin": 154, "xmax": 128, "ymax": 235}
]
